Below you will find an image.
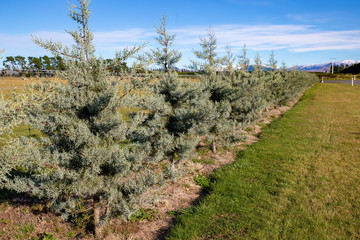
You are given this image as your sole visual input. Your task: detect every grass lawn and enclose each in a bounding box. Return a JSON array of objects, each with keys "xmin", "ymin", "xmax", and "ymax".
[{"xmin": 167, "ymin": 83, "xmax": 360, "ymax": 239}]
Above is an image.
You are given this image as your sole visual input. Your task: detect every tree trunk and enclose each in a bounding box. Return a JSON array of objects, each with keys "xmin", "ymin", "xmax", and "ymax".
[
  {"xmin": 212, "ymin": 137, "xmax": 217, "ymax": 154},
  {"xmin": 93, "ymin": 196, "xmax": 103, "ymax": 239},
  {"xmin": 170, "ymin": 157, "xmax": 176, "ymax": 172}
]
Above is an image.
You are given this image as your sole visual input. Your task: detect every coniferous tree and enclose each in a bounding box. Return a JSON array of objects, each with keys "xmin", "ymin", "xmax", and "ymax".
[
  {"xmin": 238, "ymin": 44, "xmax": 250, "ymax": 71},
  {"xmin": 129, "ymin": 72, "xmax": 212, "ymax": 170},
  {"xmin": 281, "ymin": 60, "xmax": 287, "ymax": 71},
  {"xmin": 253, "ymin": 52, "xmax": 262, "ymax": 71},
  {"xmin": 151, "ymin": 14, "xmax": 182, "ymax": 72},
  {"xmin": 265, "ymin": 70, "xmax": 285, "ymax": 107},
  {"xmin": 228, "ymin": 71, "xmax": 268, "ymax": 126},
  {"xmin": 191, "ymin": 26, "xmax": 224, "ymax": 73},
  {"xmin": 268, "ymin": 49, "xmax": 277, "ymax": 70},
  {"xmin": 199, "ymin": 73, "xmax": 234, "ymax": 153},
  {"xmin": 1, "ymin": 1, "xmax": 156, "ymax": 238},
  {"xmin": 224, "ymin": 44, "xmax": 236, "ymax": 74}
]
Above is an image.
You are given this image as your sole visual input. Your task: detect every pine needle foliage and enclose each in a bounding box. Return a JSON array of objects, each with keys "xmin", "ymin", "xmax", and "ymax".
[
  {"xmin": 268, "ymin": 50, "xmax": 278, "ymax": 70},
  {"xmin": 199, "ymin": 73, "xmax": 235, "ymax": 153},
  {"xmin": 32, "ymin": 0, "xmax": 94, "ymax": 62},
  {"xmin": 129, "ymin": 72, "xmax": 212, "ymax": 171},
  {"xmin": 253, "ymin": 52, "xmax": 263, "ymax": 71},
  {"xmin": 1, "ymin": 0, "xmax": 156, "ymax": 238},
  {"xmin": 190, "ymin": 27, "xmax": 224, "ymax": 73},
  {"xmin": 151, "ymin": 14, "xmax": 182, "ymax": 72},
  {"xmin": 238, "ymin": 44, "xmax": 250, "ymax": 71},
  {"xmin": 224, "ymin": 44, "xmax": 236, "ymax": 74},
  {"xmin": 227, "ymin": 70, "xmax": 268, "ymax": 126}
]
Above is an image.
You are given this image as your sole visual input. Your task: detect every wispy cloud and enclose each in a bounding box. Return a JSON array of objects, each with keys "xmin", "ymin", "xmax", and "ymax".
[
  {"xmin": 1, "ymin": 24, "xmax": 360, "ymax": 58},
  {"xmin": 172, "ymin": 24, "xmax": 360, "ymax": 53}
]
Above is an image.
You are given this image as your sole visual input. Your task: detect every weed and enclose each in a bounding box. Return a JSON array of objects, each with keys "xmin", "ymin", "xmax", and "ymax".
[
  {"xmin": 194, "ymin": 175, "xmax": 210, "ymax": 189},
  {"xmin": 130, "ymin": 208, "xmax": 158, "ymax": 222},
  {"xmin": 166, "ymin": 209, "xmax": 186, "ymax": 217},
  {"xmin": 166, "ymin": 211, "xmax": 178, "ymax": 216},
  {"xmin": 20, "ymin": 208, "xmax": 30, "ymax": 214},
  {"xmin": 0, "ymin": 219, "xmax": 9, "ymax": 224},
  {"xmin": 67, "ymin": 231, "xmax": 75, "ymax": 238},
  {"xmin": 245, "ymin": 127, "xmax": 252, "ymax": 132},
  {"xmin": 41, "ymin": 232, "xmax": 58, "ymax": 240},
  {"xmin": 21, "ymin": 224, "xmax": 35, "ymax": 234},
  {"xmin": 31, "ymin": 204, "xmax": 45, "ymax": 214},
  {"xmin": 191, "ymin": 158, "xmax": 215, "ymax": 165}
]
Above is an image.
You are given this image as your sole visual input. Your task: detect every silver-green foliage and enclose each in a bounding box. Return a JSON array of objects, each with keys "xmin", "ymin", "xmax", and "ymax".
[
  {"xmin": 129, "ymin": 73, "xmax": 212, "ymax": 169},
  {"xmin": 1, "ymin": 0, "xmax": 157, "ymax": 235},
  {"xmin": 190, "ymin": 27, "xmax": 224, "ymax": 73},
  {"xmin": 238, "ymin": 44, "xmax": 250, "ymax": 71},
  {"xmin": 32, "ymin": 0, "xmax": 94, "ymax": 62},
  {"xmin": 199, "ymin": 73, "xmax": 235, "ymax": 153},
  {"xmin": 151, "ymin": 14, "xmax": 182, "ymax": 72},
  {"xmin": 227, "ymin": 70, "xmax": 268, "ymax": 126}
]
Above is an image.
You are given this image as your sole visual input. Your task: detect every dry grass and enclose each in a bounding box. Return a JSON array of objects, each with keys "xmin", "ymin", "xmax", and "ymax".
[{"xmin": 0, "ymin": 77, "xmax": 47, "ymax": 88}]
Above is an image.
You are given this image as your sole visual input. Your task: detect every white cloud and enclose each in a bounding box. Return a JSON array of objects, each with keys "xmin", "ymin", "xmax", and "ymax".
[
  {"xmin": 172, "ymin": 25, "xmax": 360, "ymax": 53},
  {"xmin": 1, "ymin": 24, "xmax": 360, "ymax": 59}
]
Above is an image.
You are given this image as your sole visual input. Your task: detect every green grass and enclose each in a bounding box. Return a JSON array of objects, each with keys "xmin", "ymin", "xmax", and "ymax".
[{"xmin": 167, "ymin": 83, "xmax": 360, "ymax": 239}]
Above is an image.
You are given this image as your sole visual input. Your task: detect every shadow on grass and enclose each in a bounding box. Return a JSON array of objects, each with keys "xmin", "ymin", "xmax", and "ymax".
[{"xmin": 0, "ymin": 188, "xmax": 50, "ymax": 215}]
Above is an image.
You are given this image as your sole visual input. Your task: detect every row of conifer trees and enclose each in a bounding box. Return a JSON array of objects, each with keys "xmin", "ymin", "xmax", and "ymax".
[{"xmin": 0, "ymin": 0, "xmax": 318, "ymax": 237}]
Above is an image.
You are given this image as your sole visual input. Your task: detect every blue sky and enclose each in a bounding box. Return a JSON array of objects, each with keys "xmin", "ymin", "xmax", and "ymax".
[{"xmin": 1, "ymin": 0, "xmax": 360, "ymax": 68}]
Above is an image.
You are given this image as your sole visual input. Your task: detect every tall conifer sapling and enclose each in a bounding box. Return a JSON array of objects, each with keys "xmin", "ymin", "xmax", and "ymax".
[
  {"xmin": 2, "ymin": 1, "xmax": 157, "ymax": 238},
  {"xmin": 151, "ymin": 14, "xmax": 182, "ymax": 72}
]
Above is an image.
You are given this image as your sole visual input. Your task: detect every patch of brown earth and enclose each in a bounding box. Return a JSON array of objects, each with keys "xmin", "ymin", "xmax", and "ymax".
[{"xmin": 0, "ymin": 200, "xmax": 78, "ymax": 240}]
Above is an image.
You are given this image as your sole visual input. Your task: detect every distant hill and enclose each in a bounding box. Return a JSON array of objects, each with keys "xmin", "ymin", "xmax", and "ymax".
[
  {"xmin": 294, "ymin": 60, "xmax": 360, "ymax": 73},
  {"xmin": 339, "ymin": 63, "xmax": 360, "ymax": 74},
  {"xmin": 175, "ymin": 60, "xmax": 360, "ymax": 73}
]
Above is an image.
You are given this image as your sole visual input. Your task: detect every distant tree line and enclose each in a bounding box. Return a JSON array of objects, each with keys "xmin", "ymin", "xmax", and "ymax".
[
  {"xmin": 332, "ymin": 63, "xmax": 351, "ymax": 73},
  {"xmin": 1, "ymin": 55, "xmax": 65, "ymax": 77},
  {"xmin": 1, "ymin": 55, "xmax": 130, "ymax": 77}
]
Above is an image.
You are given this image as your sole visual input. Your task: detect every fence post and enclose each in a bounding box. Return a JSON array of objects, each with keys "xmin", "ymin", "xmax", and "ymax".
[{"xmin": 352, "ymin": 76, "xmax": 354, "ymax": 87}]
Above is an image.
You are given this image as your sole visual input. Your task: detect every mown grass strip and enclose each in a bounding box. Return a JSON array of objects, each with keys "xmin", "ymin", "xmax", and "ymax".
[{"xmin": 167, "ymin": 83, "xmax": 360, "ymax": 240}]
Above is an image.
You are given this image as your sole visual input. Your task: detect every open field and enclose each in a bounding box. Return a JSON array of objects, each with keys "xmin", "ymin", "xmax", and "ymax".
[
  {"xmin": 167, "ymin": 83, "xmax": 360, "ymax": 239},
  {"xmin": 0, "ymin": 77, "xmax": 47, "ymax": 88},
  {"xmin": 323, "ymin": 80, "xmax": 360, "ymax": 85}
]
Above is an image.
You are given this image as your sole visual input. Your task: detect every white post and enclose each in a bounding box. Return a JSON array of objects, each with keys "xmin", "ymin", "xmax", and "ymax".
[{"xmin": 352, "ymin": 76, "xmax": 354, "ymax": 87}]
